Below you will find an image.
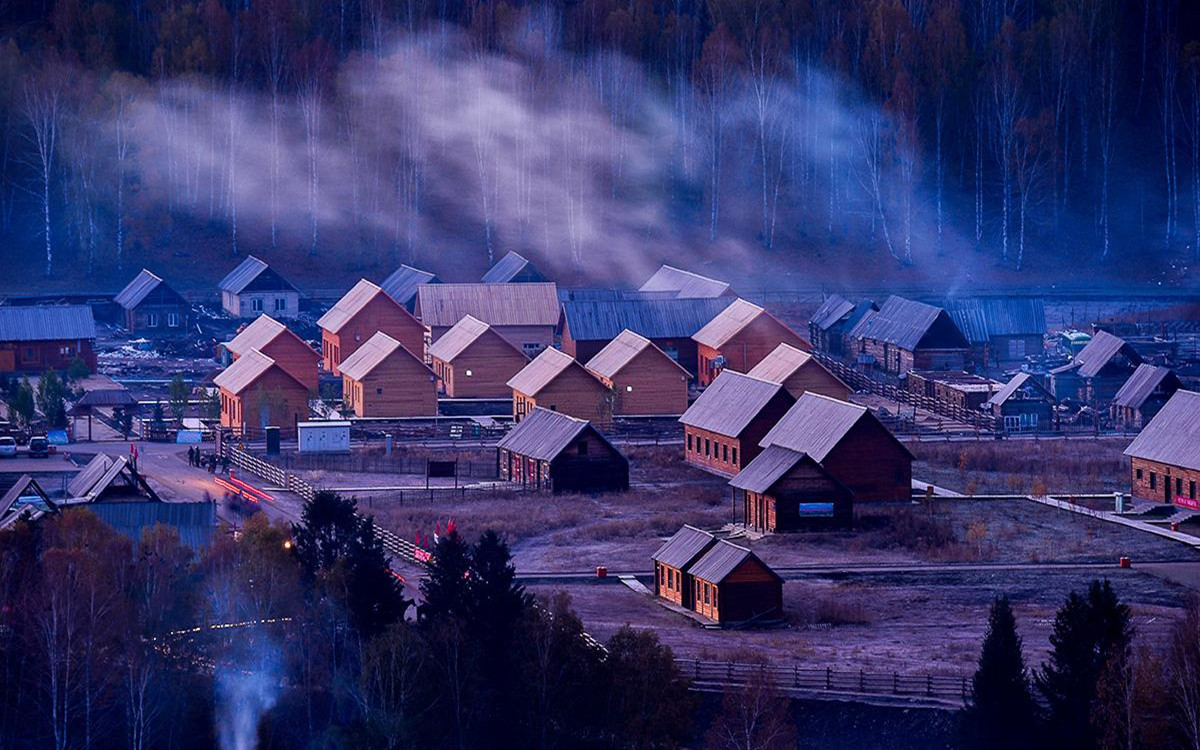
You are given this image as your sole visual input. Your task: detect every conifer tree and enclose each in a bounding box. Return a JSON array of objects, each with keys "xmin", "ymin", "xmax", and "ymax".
[{"xmin": 963, "ymin": 596, "xmax": 1038, "ymax": 749}]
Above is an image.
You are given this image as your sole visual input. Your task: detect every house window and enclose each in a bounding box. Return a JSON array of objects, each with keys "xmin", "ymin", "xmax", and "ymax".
[
  {"xmin": 252, "ymin": 298, "xmax": 264, "ymax": 312},
  {"xmin": 687, "ymin": 434, "xmax": 693, "ymax": 452},
  {"xmin": 167, "ymin": 312, "xmax": 181, "ymax": 327},
  {"xmin": 21, "ymin": 347, "xmax": 35, "ymax": 363},
  {"xmin": 273, "ymin": 297, "xmax": 287, "ymax": 312},
  {"xmin": 722, "ymin": 444, "xmax": 728, "ymax": 462},
  {"xmin": 626, "ymin": 385, "xmax": 633, "ymax": 392},
  {"xmin": 1151, "ymin": 473, "xmax": 1157, "ymax": 490},
  {"xmin": 1192, "ymin": 481, "xmax": 1197, "ymax": 500},
  {"xmin": 732, "ymin": 447, "xmax": 738, "ymax": 465},
  {"xmin": 703, "ymin": 584, "xmax": 710, "ymax": 604},
  {"xmin": 522, "ymin": 343, "xmax": 541, "ymax": 357},
  {"xmin": 712, "ymin": 588, "xmax": 718, "ymax": 608},
  {"xmin": 704, "ymin": 438, "xmax": 710, "ymax": 457},
  {"xmin": 465, "ymin": 369, "xmax": 473, "ymax": 377},
  {"xmin": 376, "ymin": 387, "xmax": 383, "ymax": 395},
  {"xmin": 667, "ymin": 569, "xmax": 674, "ymax": 588},
  {"xmin": 146, "ymin": 312, "xmax": 160, "ymax": 327},
  {"xmin": 1178, "ymin": 478, "xmax": 1184, "ymax": 496},
  {"xmin": 1136, "ymin": 468, "xmax": 1143, "ymax": 480}
]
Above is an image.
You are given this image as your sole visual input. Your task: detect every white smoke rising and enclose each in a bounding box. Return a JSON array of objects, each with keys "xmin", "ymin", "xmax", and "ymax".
[{"xmin": 215, "ymin": 640, "xmax": 282, "ymax": 750}]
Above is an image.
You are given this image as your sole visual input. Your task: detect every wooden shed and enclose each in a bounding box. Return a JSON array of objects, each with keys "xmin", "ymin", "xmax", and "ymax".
[
  {"xmin": 482, "ymin": 251, "xmax": 548, "ymax": 283},
  {"xmin": 1112, "ymin": 364, "xmax": 1182, "ymax": 431},
  {"xmin": 218, "ymin": 255, "xmax": 299, "ymax": 319},
  {"xmin": 652, "ymin": 525, "xmax": 717, "ymax": 608},
  {"xmin": 730, "ymin": 446, "xmax": 855, "ymax": 532},
  {"xmin": 986, "ymin": 373, "xmax": 1055, "ymax": 432},
  {"xmin": 338, "ymin": 332, "xmax": 436, "ymax": 418},
  {"xmin": 639, "ymin": 265, "xmax": 734, "ymax": 298},
  {"xmin": 496, "ymin": 407, "xmax": 629, "ymax": 494},
  {"xmin": 678, "ymin": 371, "xmax": 795, "ymax": 477},
  {"xmin": 746, "ymin": 342, "xmax": 851, "ymax": 401},
  {"xmin": 214, "ymin": 348, "xmax": 310, "ymax": 438},
  {"xmin": 0, "ymin": 306, "xmax": 97, "ymax": 373},
  {"xmin": 847, "ymin": 296, "xmax": 970, "ymax": 375},
  {"xmin": 416, "ymin": 283, "xmax": 560, "ymax": 358},
  {"xmin": 945, "ymin": 297, "xmax": 1046, "ymax": 367},
  {"xmin": 1049, "ymin": 330, "xmax": 1143, "ymax": 405},
  {"xmin": 1124, "ymin": 390, "xmax": 1200, "ymax": 507},
  {"xmin": 508, "ymin": 347, "xmax": 613, "ymax": 425},
  {"xmin": 379, "ymin": 264, "xmax": 439, "ymax": 311},
  {"xmin": 223, "ymin": 314, "xmax": 319, "ymax": 392},
  {"xmin": 114, "ymin": 269, "xmax": 193, "ymax": 335},
  {"xmin": 559, "ymin": 297, "xmax": 733, "ymax": 372},
  {"xmin": 427, "ymin": 315, "xmax": 528, "ymax": 398},
  {"xmin": 808, "ymin": 294, "xmax": 855, "ymax": 354},
  {"xmin": 759, "ymin": 393, "xmax": 913, "ymax": 502},
  {"xmin": 687, "ymin": 539, "xmax": 783, "ymax": 625},
  {"xmin": 905, "ymin": 370, "xmax": 1001, "ymax": 411},
  {"xmin": 319, "ymin": 279, "xmax": 426, "ymax": 376},
  {"xmin": 584, "ymin": 330, "xmax": 690, "ymax": 416},
  {"xmin": 692, "ymin": 299, "xmax": 811, "ymax": 387}
]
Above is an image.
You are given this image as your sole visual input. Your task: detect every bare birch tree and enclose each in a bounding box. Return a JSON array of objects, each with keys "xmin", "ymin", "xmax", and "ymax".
[{"xmin": 21, "ymin": 70, "xmax": 63, "ymax": 277}]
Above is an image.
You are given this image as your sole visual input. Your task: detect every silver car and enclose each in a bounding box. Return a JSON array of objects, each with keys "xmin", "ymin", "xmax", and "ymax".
[{"xmin": 0, "ymin": 437, "xmax": 17, "ymax": 458}]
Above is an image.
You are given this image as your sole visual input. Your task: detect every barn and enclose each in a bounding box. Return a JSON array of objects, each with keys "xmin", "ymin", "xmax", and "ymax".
[
  {"xmin": 416, "ymin": 283, "xmax": 560, "ymax": 359},
  {"xmin": 759, "ymin": 393, "xmax": 913, "ymax": 502},
  {"xmin": 652, "ymin": 525, "xmax": 718, "ymax": 608},
  {"xmin": 319, "ymin": 279, "xmax": 425, "ymax": 376},
  {"xmin": 730, "ymin": 446, "xmax": 855, "ymax": 532},
  {"xmin": 1112, "ymin": 364, "xmax": 1183, "ymax": 431},
  {"xmin": 114, "ymin": 269, "xmax": 193, "ymax": 335},
  {"xmin": 639, "ymin": 265, "xmax": 734, "ymax": 298},
  {"xmin": 808, "ymin": 294, "xmax": 855, "ymax": 354},
  {"xmin": 584, "ymin": 330, "xmax": 690, "ymax": 416},
  {"xmin": 482, "ymin": 251, "xmax": 548, "ymax": 283},
  {"xmin": 746, "ymin": 342, "xmax": 851, "ymax": 401},
  {"xmin": 218, "ymin": 255, "xmax": 300, "ymax": 320},
  {"xmin": 496, "ymin": 407, "xmax": 629, "ymax": 494},
  {"xmin": 338, "ymin": 332, "xmax": 437, "ymax": 418},
  {"xmin": 687, "ymin": 539, "xmax": 783, "ymax": 625},
  {"xmin": 427, "ymin": 315, "xmax": 528, "ymax": 399},
  {"xmin": 1049, "ymin": 330, "xmax": 1143, "ymax": 405},
  {"xmin": 678, "ymin": 370, "xmax": 795, "ymax": 477},
  {"xmin": 379, "ymin": 264, "xmax": 439, "ymax": 310},
  {"xmin": 986, "ymin": 372, "xmax": 1055, "ymax": 432},
  {"xmin": 945, "ymin": 297, "xmax": 1046, "ymax": 367},
  {"xmin": 0, "ymin": 305, "xmax": 97, "ymax": 373},
  {"xmin": 223, "ymin": 314, "xmax": 319, "ymax": 392},
  {"xmin": 559, "ymin": 296, "xmax": 733, "ymax": 372},
  {"xmin": 1124, "ymin": 390, "xmax": 1200, "ymax": 508},
  {"xmin": 508, "ymin": 347, "xmax": 613, "ymax": 424},
  {"xmin": 847, "ymin": 296, "xmax": 970, "ymax": 375},
  {"xmin": 692, "ymin": 299, "xmax": 810, "ymax": 387},
  {"xmin": 214, "ymin": 348, "xmax": 310, "ymax": 437}
]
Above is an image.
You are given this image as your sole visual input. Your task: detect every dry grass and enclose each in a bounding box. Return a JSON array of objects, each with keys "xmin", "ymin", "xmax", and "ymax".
[{"xmin": 910, "ymin": 437, "xmax": 1130, "ymax": 495}]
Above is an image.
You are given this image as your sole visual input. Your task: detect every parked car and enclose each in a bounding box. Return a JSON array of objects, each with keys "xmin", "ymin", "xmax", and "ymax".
[
  {"xmin": 0, "ymin": 437, "xmax": 16, "ymax": 458},
  {"xmin": 27, "ymin": 436, "xmax": 50, "ymax": 458}
]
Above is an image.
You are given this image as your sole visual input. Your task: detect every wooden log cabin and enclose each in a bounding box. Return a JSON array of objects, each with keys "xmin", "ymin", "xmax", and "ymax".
[
  {"xmin": 214, "ymin": 348, "xmax": 310, "ymax": 438},
  {"xmin": 986, "ymin": 373, "xmax": 1055, "ymax": 433},
  {"xmin": 481, "ymin": 251, "xmax": 548, "ymax": 283},
  {"xmin": 1112, "ymin": 364, "xmax": 1183, "ymax": 431},
  {"xmin": 223, "ymin": 314, "xmax": 319, "ymax": 392},
  {"xmin": 678, "ymin": 371, "xmax": 795, "ymax": 477},
  {"xmin": 746, "ymin": 342, "xmax": 852, "ymax": 401},
  {"xmin": 1124, "ymin": 390, "xmax": 1200, "ymax": 508},
  {"xmin": 584, "ymin": 330, "xmax": 690, "ymax": 415},
  {"xmin": 1049, "ymin": 330, "xmax": 1143, "ymax": 406},
  {"xmin": 687, "ymin": 539, "xmax": 783, "ymax": 625},
  {"xmin": 692, "ymin": 299, "xmax": 810, "ymax": 387},
  {"xmin": 508, "ymin": 347, "xmax": 614, "ymax": 425},
  {"xmin": 378, "ymin": 264, "xmax": 439, "ymax": 311},
  {"xmin": 846, "ymin": 295, "xmax": 970, "ymax": 376},
  {"xmin": 338, "ymin": 332, "xmax": 437, "ymax": 418},
  {"xmin": 808, "ymin": 294, "xmax": 855, "ymax": 354},
  {"xmin": 652, "ymin": 525, "xmax": 718, "ymax": 608},
  {"xmin": 114, "ymin": 269, "xmax": 193, "ymax": 335},
  {"xmin": 730, "ymin": 446, "xmax": 855, "ymax": 532},
  {"xmin": 639, "ymin": 264, "xmax": 735, "ymax": 298},
  {"xmin": 759, "ymin": 393, "xmax": 913, "ymax": 502},
  {"xmin": 319, "ymin": 279, "xmax": 426, "ymax": 376},
  {"xmin": 416, "ymin": 283, "xmax": 560, "ymax": 359},
  {"xmin": 218, "ymin": 255, "xmax": 299, "ymax": 320},
  {"xmin": 496, "ymin": 407, "xmax": 629, "ymax": 494},
  {"xmin": 945, "ymin": 297, "xmax": 1046, "ymax": 367},
  {"xmin": 427, "ymin": 315, "xmax": 529, "ymax": 398},
  {"xmin": 0, "ymin": 306, "xmax": 97, "ymax": 373}
]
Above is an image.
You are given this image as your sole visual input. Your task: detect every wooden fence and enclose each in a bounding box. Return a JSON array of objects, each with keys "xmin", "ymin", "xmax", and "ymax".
[
  {"xmin": 223, "ymin": 446, "xmax": 317, "ymax": 501},
  {"xmin": 248, "ymin": 450, "xmax": 501, "ymax": 479}
]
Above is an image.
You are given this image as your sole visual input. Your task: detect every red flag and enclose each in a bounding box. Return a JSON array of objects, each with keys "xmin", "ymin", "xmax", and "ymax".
[{"xmin": 447, "ymin": 518, "xmax": 455, "ymax": 534}]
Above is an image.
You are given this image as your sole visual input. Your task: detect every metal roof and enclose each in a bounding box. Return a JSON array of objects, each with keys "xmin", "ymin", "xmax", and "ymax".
[
  {"xmin": 482, "ymin": 251, "xmax": 545, "ymax": 283},
  {"xmin": 87, "ymin": 501, "xmax": 216, "ymax": 550},
  {"xmin": 0, "ymin": 475, "xmax": 51, "ymax": 524},
  {"xmin": 318, "ymin": 279, "xmax": 404, "ymax": 334},
  {"xmin": 113, "ymin": 269, "xmax": 164, "ymax": 310},
  {"xmin": 810, "ymin": 295, "xmax": 855, "ymax": 331},
  {"xmin": 747, "ymin": 343, "xmax": 819, "ymax": 384},
  {"xmin": 73, "ymin": 388, "xmax": 138, "ymax": 409},
  {"xmin": 507, "ymin": 347, "xmax": 590, "ymax": 396},
  {"xmin": 225, "ymin": 315, "xmax": 293, "ymax": 357},
  {"xmin": 1113, "ymin": 364, "xmax": 1181, "ymax": 409},
  {"xmin": 1124, "ymin": 390, "xmax": 1200, "ymax": 471},
  {"xmin": 561, "ymin": 297, "xmax": 733, "ymax": 341},
  {"xmin": 380, "ymin": 264, "xmax": 438, "ymax": 306},
  {"xmin": 651, "ymin": 525, "xmax": 716, "ymax": 569},
  {"xmin": 417, "ymin": 283, "xmax": 560, "ymax": 328},
  {"xmin": 689, "ymin": 539, "xmax": 780, "ymax": 584},
  {"xmin": 986, "ymin": 372, "xmax": 1054, "ymax": 407},
  {"xmin": 759, "ymin": 392, "xmax": 909, "ymax": 461},
  {"xmin": 944, "ymin": 298, "xmax": 1046, "ymax": 343},
  {"xmin": 639, "ymin": 265, "xmax": 732, "ymax": 298},
  {"xmin": 850, "ymin": 296, "xmax": 964, "ymax": 351},
  {"xmin": 428, "ymin": 315, "xmax": 496, "ymax": 362},
  {"xmin": 693, "ymin": 299, "xmax": 774, "ymax": 349},
  {"xmin": 497, "ymin": 407, "xmax": 613, "ymax": 461},
  {"xmin": 0, "ymin": 305, "xmax": 95, "ymax": 342},
  {"xmin": 218, "ymin": 255, "xmax": 270, "ymax": 293},
  {"xmin": 338, "ymin": 331, "xmax": 429, "ymax": 381},
  {"xmin": 729, "ymin": 445, "xmax": 809, "ymax": 493},
  {"xmin": 68, "ymin": 454, "xmax": 117, "ymax": 498},
  {"xmin": 214, "ymin": 348, "xmax": 299, "ymax": 395},
  {"xmin": 678, "ymin": 371, "xmax": 789, "ymax": 437},
  {"xmin": 1073, "ymin": 330, "xmax": 1142, "ymax": 378},
  {"xmin": 585, "ymin": 330, "xmax": 688, "ymax": 380}
]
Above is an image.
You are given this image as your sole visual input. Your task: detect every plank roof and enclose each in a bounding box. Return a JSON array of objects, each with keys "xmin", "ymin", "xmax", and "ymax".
[
  {"xmin": 497, "ymin": 407, "xmax": 617, "ymax": 461},
  {"xmin": 730, "ymin": 445, "xmax": 807, "ymax": 493},
  {"xmin": 427, "ymin": 315, "xmax": 496, "ymax": 362},
  {"xmin": 0, "ymin": 475, "xmax": 52, "ymax": 524},
  {"xmin": 218, "ymin": 255, "xmax": 269, "ymax": 293},
  {"xmin": 1113, "ymin": 364, "xmax": 1181, "ymax": 409},
  {"xmin": 225, "ymin": 315, "xmax": 295, "ymax": 357},
  {"xmin": 851, "ymin": 296, "xmax": 965, "ymax": 351},
  {"xmin": 986, "ymin": 372, "xmax": 1054, "ymax": 407},
  {"xmin": 88, "ymin": 501, "xmax": 216, "ymax": 550},
  {"xmin": 318, "ymin": 279, "xmax": 402, "ymax": 334},
  {"xmin": 747, "ymin": 343, "xmax": 821, "ymax": 384},
  {"xmin": 214, "ymin": 348, "xmax": 303, "ymax": 395},
  {"xmin": 945, "ymin": 298, "xmax": 1046, "ymax": 343},
  {"xmin": 759, "ymin": 392, "xmax": 912, "ymax": 460},
  {"xmin": 810, "ymin": 295, "xmax": 855, "ymax": 331},
  {"xmin": 338, "ymin": 331, "xmax": 428, "ymax": 381},
  {"xmin": 678, "ymin": 371, "xmax": 788, "ymax": 437},
  {"xmin": 1124, "ymin": 390, "xmax": 1200, "ymax": 471},
  {"xmin": 482, "ymin": 251, "xmax": 545, "ymax": 283},
  {"xmin": 0, "ymin": 305, "xmax": 95, "ymax": 342},
  {"xmin": 507, "ymin": 347, "xmax": 587, "ymax": 396},
  {"xmin": 693, "ymin": 298, "xmax": 787, "ymax": 350},
  {"xmin": 689, "ymin": 539, "xmax": 781, "ymax": 584},
  {"xmin": 639, "ymin": 265, "xmax": 732, "ymax": 298},
  {"xmin": 114, "ymin": 269, "xmax": 164, "ymax": 310},
  {"xmin": 651, "ymin": 525, "xmax": 716, "ymax": 569},
  {"xmin": 1073, "ymin": 330, "xmax": 1142, "ymax": 378},
  {"xmin": 380, "ymin": 264, "xmax": 438, "ymax": 306},
  {"xmin": 417, "ymin": 283, "xmax": 560, "ymax": 328},
  {"xmin": 585, "ymin": 330, "xmax": 688, "ymax": 380},
  {"xmin": 68, "ymin": 454, "xmax": 117, "ymax": 498},
  {"xmin": 561, "ymin": 297, "xmax": 733, "ymax": 341}
]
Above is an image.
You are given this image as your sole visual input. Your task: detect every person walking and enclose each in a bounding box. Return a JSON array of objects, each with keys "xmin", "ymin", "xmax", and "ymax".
[{"xmin": 187, "ymin": 446, "xmax": 195, "ymax": 467}]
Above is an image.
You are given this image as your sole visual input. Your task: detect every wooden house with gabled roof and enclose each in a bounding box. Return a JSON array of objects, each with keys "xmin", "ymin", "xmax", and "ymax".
[
  {"xmin": 0, "ymin": 305, "xmax": 97, "ymax": 373},
  {"xmin": 318, "ymin": 279, "xmax": 425, "ymax": 377},
  {"xmin": 760, "ymin": 393, "xmax": 912, "ymax": 501},
  {"xmin": 944, "ymin": 297, "xmax": 1046, "ymax": 366},
  {"xmin": 508, "ymin": 347, "xmax": 613, "ymax": 425},
  {"xmin": 482, "ymin": 251, "xmax": 548, "ymax": 283},
  {"xmin": 496, "ymin": 407, "xmax": 628, "ymax": 494},
  {"xmin": 678, "ymin": 371, "xmax": 795, "ymax": 477},
  {"xmin": 427, "ymin": 315, "xmax": 528, "ymax": 398},
  {"xmin": 114, "ymin": 269, "xmax": 193, "ymax": 334},
  {"xmin": 559, "ymin": 296, "xmax": 733, "ymax": 372},
  {"xmin": 1050, "ymin": 330, "xmax": 1143, "ymax": 406},
  {"xmin": 730, "ymin": 446, "xmax": 855, "ymax": 532},
  {"xmin": 214, "ymin": 348, "xmax": 310, "ymax": 437},
  {"xmin": 223, "ymin": 314, "xmax": 318, "ymax": 392},
  {"xmin": 692, "ymin": 299, "xmax": 810, "ymax": 387},
  {"xmin": 1112, "ymin": 364, "xmax": 1182, "ymax": 431},
  {"xmin": 986, "ymin": 372, "xmax": 1056, "ymax": 432},
  {"xmin": 218, "ymin": 255, "xmax": 299, "ymax": 319},
  {"xmin": 639, "ymin": 265, "xmax": 734, "ymax": 299},
  {"xmin": 584, "ymin": 330, "xmax": 690, "ymax": 415},
  {"xmin": 416, "ymin": 282, "xmax": 560, "ymax": 358},
  {"xmin": 687, "ymin": 539, "xmax": 783, "ymax": 625},
  {"xmin": 652, "ymin": 525, "xmax": 717, "ymax": 608},
  {"xmin": 379, "ymin": 264, "xmax": 439, "ymax": 310},
  {"xmin": 747, "ymin": 342, "xmax": 851, "ymax": 401},
  {"xmin": 848, "ymin": 295, "xmax": 969, "ymax": 375},
  {"xmin": 338, "ymin": 332, "xmax": 436, "ymax": 417},
  {"xmin": 1125, "ymin": 390, "xmax": 1200, "ymax": 507}
]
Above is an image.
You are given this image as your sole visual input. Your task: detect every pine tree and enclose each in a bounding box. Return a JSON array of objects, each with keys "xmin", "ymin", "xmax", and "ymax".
[
  {"xmin": 963, "ymin": 596, "xmax": 1038, "ymax": 749},
  {"xmin": 419, "ymin": 530, "xmax": 472, "ymax": 623}
]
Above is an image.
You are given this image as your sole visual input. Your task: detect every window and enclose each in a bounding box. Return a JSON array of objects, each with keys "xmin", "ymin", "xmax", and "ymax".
[
  {"xmin": 703, "ymin": 584, "xmax": 709, "ymax": 604},
  {"xmin": 522, "ymin": 343, "xmax": 542, "ymax": 357},
  {"xmin": 146, "ymin": 312, "xmax": 159, "ymax": 327},
  {"xmin": 1136, "ymin": 468, "xmax": 1143, "ymax": 480},
  {"xmin": 252, "ymin": 298, "xmax": 264, "ymax": 312},
  {"xmin": 167, "ymin": 312, "xmax": 181, "ymax": 327},
  {"xmin": 21, "ymin": 347, "xmax": 35, "ymax": 363},
  {"xmin": 376, "ymin": 387, "xmax": 383, "ymax": 395},
  {"xmin": 704, "ymin": 438, "xmax": 710, "ymax": 457},
  {"xmin": 722, "ymin": 444, "xmax": 728, "ymax": 462},
  {"xmin": 1192, "ymin": 481, "xmax": 1197, "ymax": 500},
  {"xmin": 626, "ymin": 385, "xmax": 633, "ymax": 392},
  {"xmin": 1178, "ymin": 478, "xmax": 1184, "ymax": 496},
  {"xmin": 732, "ymin": 447, "xmax": 738, "ymax": 465},
  {"xmin": 687, "ymin": 434, "xmax": 693, "ymax": 452},
  {"xmin": 273, "ymin": 297, "xmax": 287, "ymax": 312},
  {"xmin": 667, "ymin": 569, "xmax": 674, "ymax": 588},
  {"xmin": 465, "ymin": 369, "xmax": 473, "ymax": 377},
  {"xmin": 1151, "ymin": 473, "xmax": 1157, "ymax": 490},
  {"xmin": 712, "ymin": 588, "xmax": 718, "ymax": 608}
]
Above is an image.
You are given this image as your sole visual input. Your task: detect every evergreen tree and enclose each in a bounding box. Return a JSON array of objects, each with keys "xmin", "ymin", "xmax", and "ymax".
[
  {"xmin": 36, "ymin": 370, "xmax": 68, "ymax": 429},
  {"xmin": 167, "ymin": 373, "xmax": 188, "ymax": 421},
  {"xmin": 604, "ymin": 627, "xmax": 695, "ymax": 749},
  {"xmin": 418, "ymin": 530, "xmax": 472, "ymax": 624},
  {"xmin": 963, "ymin": 596, "xmax": 1038, "ymax": 750},
  {"xmin": 9, "ymin": 377, "xmax": 35, "ymax": 429}
]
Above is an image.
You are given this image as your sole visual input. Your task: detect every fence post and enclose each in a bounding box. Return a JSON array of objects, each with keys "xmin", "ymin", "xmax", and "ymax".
[{"xmin": 825, "ymin": 667, "xmax": 831, "ymax": 690}]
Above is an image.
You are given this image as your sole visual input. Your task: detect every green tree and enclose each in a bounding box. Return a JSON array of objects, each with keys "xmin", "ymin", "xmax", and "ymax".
[
  {"xmin": 9, "ymin": 376, "xmax": 35, "ymax": 429},
  {"xmin": 168, "ymin": 374, "xmax": 188, "ymax": 422},
  {"xmin": 963, "ymin": 596, "xmax": 1038, "ymax": 749},
  {"xmin": 66, "ymin": 357, "xmax": 90, "ymax": 381},
  {"xmin": 603, "ymin": 626, "xmax": 695, "ymax": 750},
  {"xmin": 205, "ymin": 387, "xmax": 221, "ymax": 420},
  {"xmin": 419, "ymin": 530, "xmax": 472, "ymax": 624},
  {"xmin": 36, "ymin": 370, "xmax": 68, "ymax": 429}
]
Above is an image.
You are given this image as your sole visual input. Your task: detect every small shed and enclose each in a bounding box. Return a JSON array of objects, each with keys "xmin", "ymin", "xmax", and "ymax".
[
  {"xmin": 559, "ymin": 297, "xmax": 733, "ymax": 371},
  {"xmin": 692, "ymin": 299, "xmax": 811, "ymax": 386},
  {"xmin": 65, "ymin": 453, "xmax": 162, "ymax": 504},
  {"xmin": 0, "ymin": 475, "xmax": 55, "ymax": 528},
  {"xmin": 379, "ymin": 264, "xmax": 439, "ymax": 310},
  {"xmin": 678, "ymin": 370, "xmax": 795, "ymax": 477},
  {"xmin": 223, "ymin": 315, "xmax": 319, "ymax": 391},
  {"xmin": 905, "ymin": 370, "xmax": 1002, "ymax": 411},
  {"xmin": 747, "ymin": 342, "xmax": 851, "ymax": 401},
  {"xmin": 730, "ymin": 445, "xmax": 855, "ymax": 532},
  {"xmin": 651, "ymin": 525, "xmax": 717, "ymax": 608},
  {"xmin": 0, "ymin": 305, "xmax": 97, "ymax": 373},
  {"xmin": 639, "ymin": 265, "xmax": 734, "ymax": 298},
  {"xmin": 1124, "ymin": 390, "xmax": 1200, "ymax": 507},
  {"xmin": 1050, "ymin": 330, "xmax": 1143, "ymax": 405},
  {"xmin": 427, "ymin": 315, "xmax": 529, "ymax": 398},
  {"xmin": 945, "ymin": 297, "xmax": 1046, "ymax": 366},
  {"xmin": 808, "ymin": 294, "xmax": 855, "ymax": 354},
  {"xmin": 848, "ymin": 296, "xmax": 970, "ymax": 375},
  {"xmin": 416, "ymin": 282, "xmax": 560, "ymax": 358},
  {"xmin": 114, "ymin": 269, "xmax": 193, "ymax": 335},
  {"xmin": 298, "ymin": 421, "xmax": 351, "ymax": 453},
  {"xmin": 508, "ymin": 347, "xmax": 613, "ymax": 425},
  {"xmin": 986, "ymin": 373, "xmax": 1055, "ymax": 432},
  {"xmin": 496, "ymin": 407, "xmax": 629, "ymax": 494},
  {"xmin": 214, "ymin": 348, "xmax": 310, "ymax": 438},
  {"xmin": 218, "ymin": 255, "xmax": 300, "ymax": 319},
  {"xmin": 687, "ymin": 539, "xmax": 783, "ymax": 625},
  {"xmin": 338, "ymin": 332, "xmax": 437, "ymax": 418},
  {"xmin": 1112, "ymin": 364, "xmax": 1183, "ymax": 431},
  {"xmin": 482, "ymin": 251, "xmax": 548, "ymax": 284},
  {"xmin": 318, "ymin": 279, "xmax": 426, "ymax": 376},
  {"xmin": 584, "ymin": 330, "xmax": 690, "ymax": 416}
]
